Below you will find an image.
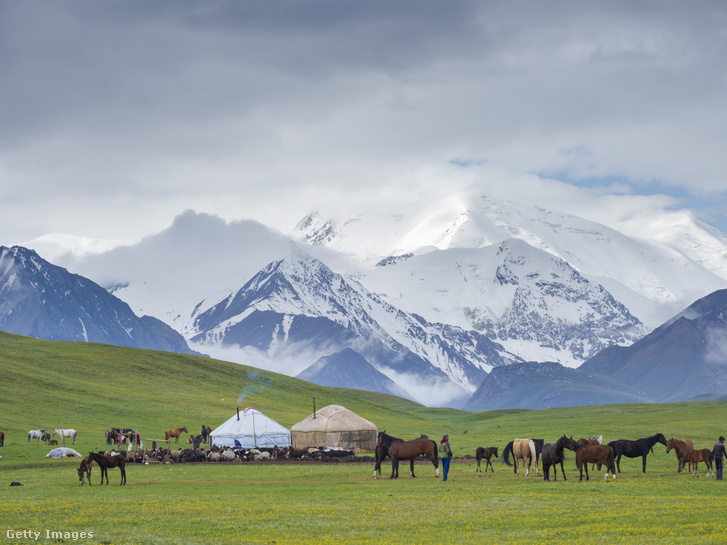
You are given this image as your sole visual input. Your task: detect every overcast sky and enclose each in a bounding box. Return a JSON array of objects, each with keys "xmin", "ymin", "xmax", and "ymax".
[{"xmin": 2, "ymin": 0, "xmax": 727, "ymax": 246}]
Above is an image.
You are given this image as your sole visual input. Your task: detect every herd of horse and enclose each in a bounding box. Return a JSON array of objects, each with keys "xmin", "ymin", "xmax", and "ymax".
[
  {"xmin": 374, "ymin": 431, "xmax": 715, "ymax": 482},
  {"xmin": 27, "ymin": 428, "xmax": 76, "ymax": 446}
]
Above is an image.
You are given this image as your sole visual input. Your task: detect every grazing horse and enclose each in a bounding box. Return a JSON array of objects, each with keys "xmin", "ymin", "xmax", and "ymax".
[
  {"xmin": 680, "ymin": 449, "xmax": 713, "ymax": 478},
  {"xmin": 542, "ymin": 435, "xmax": 576, "ymax": 481},
  {"xmin": 77, "ymin": 456, "xmax": 93, "ymax": 486},
  {"xmin": 376, "ymin": 431, "xmax": 439, "ymax": 479},
  {"xmin": 475, "ymin": 447, "xmax": 499, "ymax": 473},
  {"xmin": 88, "ymin": 451, "xmax": 127, "ymax": 485},
  {"xmin": 503, "ymin": 438, "xmax": 538, "ymax": 477},
  {"xmin": 27, "ymin": 428, "xmax": 47, "ymax": 446},
  {"xmin": 572, "ymin": 441, "xmax": 616, "ymax": 481},
  {"xmin": 665, "ymin": 438, "xmax": 694, "ymax": 473},
  {"xmin": 607, "ymin": 433, "xmax": 667, "ymax": 473},
  {"xmin": 165, "ymin": 427, "xmax": 188, "ymax": 444},
  {"xmin": 52, "ymin": 428, "xmax": 77, "ymax": 445}
]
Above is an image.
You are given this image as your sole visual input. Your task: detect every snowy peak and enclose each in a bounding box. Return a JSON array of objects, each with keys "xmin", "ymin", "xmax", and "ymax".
[{"xmin": 0, "ymin": 246, "xmax": 198, "ymax": 355}]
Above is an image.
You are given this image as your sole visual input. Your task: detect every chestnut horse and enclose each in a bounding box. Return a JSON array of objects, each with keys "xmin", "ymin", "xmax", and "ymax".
[
  {"xmin": 572, "ymin": 441, "xmax": 616, "ymax": 481},
  {"xmin": 503, "ymin": 439, "xmax": 538, "ymax": 477},
  {"xmin": 680, "ymin": 448, "xmax": 713, "ymax": 478},
  {"xmin": 665, "ymin": 438, "xmax": 694, "ymax": 473},
  {"xmin": 475, "ymin": 447, "xmax": 499, "ymax": 473},
  {"xmin": 376, "ymin": 431, "xmax": 439, "ymax": 479},
  {"xmin": 88, "ymin": 451, "xmax": 126, "ymax": 485},
  {"xmin": 164, "ymin": 427, "xmax": 188, "ymax": 444}
]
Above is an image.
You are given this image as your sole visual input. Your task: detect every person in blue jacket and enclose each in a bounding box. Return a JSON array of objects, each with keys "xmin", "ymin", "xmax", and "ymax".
[{"xmin": 439, "ymin": 433, "xmax": 453, "ymax": 481}]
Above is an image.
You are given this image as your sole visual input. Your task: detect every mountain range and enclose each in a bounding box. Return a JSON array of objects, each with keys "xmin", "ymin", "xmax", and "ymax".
[{"xmin": 11, "ymin": 192, "xmax": 727, "ymax": 408}]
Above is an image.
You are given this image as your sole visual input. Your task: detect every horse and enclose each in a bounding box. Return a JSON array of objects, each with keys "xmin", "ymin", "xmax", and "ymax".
[
  {"xmin": 607, "ymin": 433, "xmax": 667, "ymax": 473},
  {"xmin": 373, "ymin": 443, "xmax": 389, "ymax": 479},
  {"xmin": 52, "ymin": 428, "xmax": 77, "ymax": 445},
  {"xmin": 88, "ymin": 451, "xmax": 127, "ymax": 485},
  {"xmin": 475, "ymin": 447, "xmax": 499, "ymax": 473},
  {"xmin": 542, "ymin": 435, "xmax": 576, "ymax": 481},
  {"xmin": 77, "ymin": 456, "xmax": 93, "ymax": 486},
  {"xmin": 572, "ymin": 441, "xmax": 616, "ymax": 481},
  {"xmin": 376, "ymin": 431, "xmax": 439, "ymax": 479},
  {"xmin": 665, "ymin": 438, "xmax": 694, "ymax": 473},
  {"xmin": 578, "ymin": 437, "xmax": 604, "ymax": 470},
  {"xmin": 0, "ymin": 431, "xmax": 4, "ymax": 447},
  {"xmin": 680, "ymin": 448, "xmax": 713, "ymax": 478},
  {"xmin": 27, "ymin": 428, "xmax": 47, "ymax": 446},
  {"xmin": 165, "ymin": 427, "xmax": 188, "ymax": 444},
  {"xmin": 503, "ymin": 438, "xmax": 538, "ymax": 477}
]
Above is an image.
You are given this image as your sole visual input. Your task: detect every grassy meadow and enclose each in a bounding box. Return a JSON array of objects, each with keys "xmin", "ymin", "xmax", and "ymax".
[{"xmin": 1, "ymin": 331, "xmax": 727, "ymax": 544}]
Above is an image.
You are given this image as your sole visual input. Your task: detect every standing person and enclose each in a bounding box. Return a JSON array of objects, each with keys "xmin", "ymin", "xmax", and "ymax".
[
  {"xmin": 713, "ymin": 436, "xmax": 727, "ymax": 480},
  {"xmin": 439, "ymin": 433, "xmax": 453, "ymax": 482}
]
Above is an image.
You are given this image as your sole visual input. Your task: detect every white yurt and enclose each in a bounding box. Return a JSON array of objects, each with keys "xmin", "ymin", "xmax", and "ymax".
[
  {"xmin": 210, "ymin": 407, "xmax": 291, "ymax": 448},
  {"xmin": 291, "ymin": 404, "xmax": 377, "ymax": 451}
]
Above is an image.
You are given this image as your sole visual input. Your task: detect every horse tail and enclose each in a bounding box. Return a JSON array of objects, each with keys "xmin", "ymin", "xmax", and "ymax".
[
  {"xmin": 433, "ymin": 440, "xmax": 439, "ymax": 468},
  {"xmin": 503, "ymin": 441, "xmax": 514, "ymax": 466}
]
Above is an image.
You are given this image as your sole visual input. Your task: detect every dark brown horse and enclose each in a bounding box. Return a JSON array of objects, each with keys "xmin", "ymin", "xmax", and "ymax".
[
  {"xmin": 542, "ymin": 435, "xmax": 576, "ymax": 481},
  {"xmin": 665, "ymin": 438, "xmax": 694, "ymax": 473},
  {"xmin": 77, "ymin": 456, "xmax": 93, "ymax": 486},
  {"xmin": 0, "ymin": 431, "xmax": 4, "ymax": 447},
  {"xmin": 475, "ymin": 447, "xmax": 499, "ymax": 473},
  {"xmin": 88, "ymin": 451, "xmax": 127, "ymax": 485},
  {"xmin": 164, "ymin": 427, "xmax": 188, "ymax": 444},
  {"xmin": 680, "ymin": 448, "xmax": 713, "ymax": 478},
  {"xmin": 376, "ymin": 431, "xmax": 439, "ymax": 479},
  {"xmin": 373, "ymin": 443, "xmax": 389, "ymax": 479},
  {"xmin": 572, "ymin": 441, "xmax": 616, "ymax": 481}
]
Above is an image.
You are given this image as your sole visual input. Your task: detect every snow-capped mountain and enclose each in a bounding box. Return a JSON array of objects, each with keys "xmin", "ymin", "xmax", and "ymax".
[
  {"xmin": 183, "ymin": 249, "xmax": 524, "ymax": 406},
  {"xmin": 0, "ymin": 246, "xmax": 199, "ymax": 355},
  {"xmin": 359, "ymin": 239, "xmax": 645, "ymax": 366},
  {"xmin": 294, "ymin": 195, "xmax": 727, "ymax": 328},
  {"xmin": 15, "ymin": 193, "xmax": 727, "ymax": 407}
]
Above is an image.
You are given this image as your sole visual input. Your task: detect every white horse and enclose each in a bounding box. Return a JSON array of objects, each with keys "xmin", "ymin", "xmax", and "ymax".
[
  {"xmin": 53, "ymin": 428, "xmax": 77, "ymax": 445},
  {"xmin": 28, "ymin": 428, "xmax": 47, "ymax": 446}
]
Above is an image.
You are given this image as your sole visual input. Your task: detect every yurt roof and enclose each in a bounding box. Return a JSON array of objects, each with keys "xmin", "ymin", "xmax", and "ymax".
[{"xmin": 291, "ymin": 404, "xmax": 377, "ymax": 432}]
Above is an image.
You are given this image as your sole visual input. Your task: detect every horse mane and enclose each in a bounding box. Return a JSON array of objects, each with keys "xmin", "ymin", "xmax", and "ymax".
[{"xmin": 378, "ymin": 432, "xmax": 403, "ymax": 447}]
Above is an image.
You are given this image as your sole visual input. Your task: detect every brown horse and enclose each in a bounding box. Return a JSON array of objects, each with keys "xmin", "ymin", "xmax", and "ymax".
[
  {"xmin": 572, "ymin": 441, "xmax": 616, "ymax": 481},
  {"xmin": 578, "ymin": 437, "xmax": 603, "ymax": 470},
  {"xmin": 77, "ymin": 456, "xmax": 93, "ymax": 486},
  {"xmin": 165, "ymin": 427, "xmax": 188, "ymax": 444},
  {"xmin": 475, "ymin": 447, "xmax": 499, "ymax": 473},
  {"xmin": 503, "ymin": 439, "xmax": 537, "ymax": 476},
  {"xmin": 376, "ymin": 431, "xmax": 439, "ymax": 479},
  {"xmin": 88, "ymin": 451, "xmax": 127, "ymax": 485},
  {"xmin": 680, "ymin": 448, "xmax": 713, "ymax": 478},
  {"xmin": 665, "ymin": 438, "xmax": 694, "ymax": 473},
  {"xmin": 0, "ymin": 431, "xmax": 5, "ymax": 447}
]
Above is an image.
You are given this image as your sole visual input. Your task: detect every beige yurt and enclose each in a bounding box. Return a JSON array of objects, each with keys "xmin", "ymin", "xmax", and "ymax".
[{"xmin": 291, "ymin": 404, "xmax": 377, "ymax": 451}]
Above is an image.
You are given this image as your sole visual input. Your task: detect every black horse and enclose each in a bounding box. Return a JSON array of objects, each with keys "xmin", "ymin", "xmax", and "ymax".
[
  {"xmin": 542, "ymin": 435, "xmax": 576, "ymax": 481},
  {"xmin": 607, "ymin": 433, "xmax": 667, "ymax": 473},
  {"xmin": 373, "ymin": 443, "xmax": 389, "ymax": 479}
]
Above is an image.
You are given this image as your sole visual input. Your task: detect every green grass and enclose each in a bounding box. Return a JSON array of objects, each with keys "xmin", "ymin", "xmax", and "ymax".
[{"xmin": 1, "ymin": 331, "xmax": 727, "ymax": 544}]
